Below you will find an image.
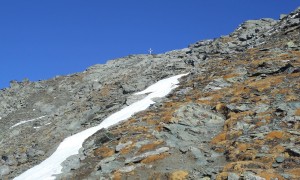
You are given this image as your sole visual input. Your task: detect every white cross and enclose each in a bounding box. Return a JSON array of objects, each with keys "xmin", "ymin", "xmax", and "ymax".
[{"xmin": 148, "ymin": 48, "xmax": 153, "ymax": 55}]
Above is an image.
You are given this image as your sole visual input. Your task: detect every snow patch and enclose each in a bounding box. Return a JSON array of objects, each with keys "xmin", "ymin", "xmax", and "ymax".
[
  {"xmin": 14, "ymin": 73, "xmax": 188, "ymax": 180},
  {"xmin": 10, "ymin": 116, "xmax": 47, "ymax": 129}
]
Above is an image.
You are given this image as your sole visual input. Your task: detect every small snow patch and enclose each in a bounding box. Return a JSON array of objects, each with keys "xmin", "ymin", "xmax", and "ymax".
[{"xmin": 10, "ymin": 116, "xmax": 47, "ymax": 129}]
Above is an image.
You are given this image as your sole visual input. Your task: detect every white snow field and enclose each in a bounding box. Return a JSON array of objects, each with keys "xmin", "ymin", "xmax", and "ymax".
[{"xmin": 15, "ymin": 73, "xmax": 188, "ymax": 180}]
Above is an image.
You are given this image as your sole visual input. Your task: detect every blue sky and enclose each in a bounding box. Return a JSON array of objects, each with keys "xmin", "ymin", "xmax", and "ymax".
[{"xmin": 0, "ymin": 1, "xmax": 299, "ymax": 89}]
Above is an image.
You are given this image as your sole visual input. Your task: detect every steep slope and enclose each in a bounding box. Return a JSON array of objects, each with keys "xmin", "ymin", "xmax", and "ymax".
[
  {"xmin": 1, "ymin": 7, "xmax": 300, "ymax": 180},
  {"xmin": 0, "ymin": 51, "xmax": 192, "ymax": 179}
]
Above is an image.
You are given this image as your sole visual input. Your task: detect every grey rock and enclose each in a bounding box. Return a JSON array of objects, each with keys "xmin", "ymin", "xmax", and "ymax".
[
  {"xmin": 281, "ymin": 173, "xmax": 290, "ymax": 179},
  {"xmin": 126, "ymin": 94, "xmax": 146, "ymax": 105},
  {"xmin": 227, "ymin": 104, "xmax": 251, "ymax": 112},
  {"xmin": 173, "ymin": 103, "xmax": 224, "ymax": 126},
  {"xmin": 61, "ymin": 154, "xmax": 81, "ymax": 173},
  {"xmin": 26, "ymin": 148, "xmax": 45, "ymax": 158},
  {"xmin": 99, "ymin": 156, "xmax": 115, "ymax": 164},
  {"xmin": 100, "ymin": 161, "xmax": 123, "ymax": 174},
  {"xmin": 280, "ymin": 14, "xmax": 287, "ymax": 20},
  {"xmin": 203, "ymin": 78, "xmax": 231, "ymax": 92},
  {"xmin": 34, "ymin": 102, "xmax": 56, "ymax": 114},
  {"xmin": 134, "ymin": 140, "xmax": 150, "ymax": 149},
  {"xmin": 178, "ymin": 131, "xmax": 198, "ymax": 142},
  {"xmin": 286, "ymin": 147, "xmax": 300, "ymax": 157},
  {"xmin": 67, "ymin": 120, "xmax": 82, "ymax": 131},
  {"xmin": 190, "ymin": 147, "xmax": 207, "ymax": 166},
  {"xmin": 118, "ymin": 165, "xmax": 137, "ymax": 173},
  {"xmin": 243, "ymin": 172, "xmax": 266, "ymax": 180},
  {"xmin": 122, "ymin": 84, "xmax": 136, "ymax": 94},
  {"xmin": 116, "ymin": 141, "xmax": 132, "ymax": 152},
  {"xmin": 236, "ymin": 121, "xmax": 252, "ymax": 131},
  {"xmin": 254, "ymin": 104, "xmax": 270, "ymax": 113},
  {"xmin": 275, "ymin": 156, "xmax": 285, "ymax": 163},
  {"xmin": 3, "ymin": 155, "xmax": 17, "ymax": 166},
  {"xmin": 228, "ymin": 172, "xmax": 240, "ymax": 180},
  {"xmin": 125, "ymin": 147, "xmax": 169, "ymax": 164},
  {"xmin": 0, "ymin": 165, "xmax": 10, "ymax": 177},
  {"xmin": 179, "ymin": 146, "xmax": 189, "ymax": 153},
  {"xmin": 15, "ymin": 153, "xmax": 28, "ymax": 164}
]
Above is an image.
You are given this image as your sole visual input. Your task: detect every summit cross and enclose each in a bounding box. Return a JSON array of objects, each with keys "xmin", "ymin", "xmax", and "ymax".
[{"xmin": 148, "ymin": 48, "xmax": 153, "ymax": 55}]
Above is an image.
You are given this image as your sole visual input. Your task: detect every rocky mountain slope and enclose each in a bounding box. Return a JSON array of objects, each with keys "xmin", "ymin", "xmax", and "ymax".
[{"xmin": 1, "ymin": 7, "xmax": 300, "ymax": 180}]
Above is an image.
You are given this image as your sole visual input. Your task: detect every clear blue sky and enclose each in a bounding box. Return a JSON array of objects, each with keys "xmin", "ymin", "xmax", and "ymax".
[{"xmin": 0, "ymin": 1, "xmax": 299, "ymax": 89}]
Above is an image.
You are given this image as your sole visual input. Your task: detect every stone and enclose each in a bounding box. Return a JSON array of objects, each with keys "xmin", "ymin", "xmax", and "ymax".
[
  {"xmin": 281, "ymin": 173, "xmax": 290, "ymax": 179},
  {"xmin": 203, "ymin": 78, "xmax": 231, "ymax": 92},
  {"xmin": 275, "ymin": 156, "xmax": 285, "ymax": 163},
  {"xmin": 118, "ymin": 165, "xmax": 136, "ymax": 173},
  {"xmin": 26, "ymin": 148, "xmax": 45, "ymax": 158},
  {"xmin": 126, "ymin": 94, "xmax": 146, "ymax": 105},
  {"xmin": 287, "ymin": 41, "xmax": 297, "ymax": 48},
  {"xmin": 254, "ymin": 104, "xmax": 270, "ymax": 113},
  {"xmin": 243, "ymin": 172, "xmax": 266, "ymax": 180},
  {"xmin": 280, "ymin": 14, "xmax": 287, "ymax": 20},
  {"xmin": 116, "ymin": 141, "xmax": 132, "ymax": 152},
  {"xmin": 100, "ymin": 161, "xmax": 123, "ymax": 174},
  {"xmin": 190, "ymin": 147, "xmax": 207, "ymax": 166},
  {"xmin": 15, "ymin": 153, "xmax": 28, "ymax": 164},
  {"xmin": 286, "ymin": 147, "xmax": 300, "ymax": 157},
  {"xmin": 0, "ymin": 165, "xmax": 10, "ymax": 177},
  {"xmin": 125, "ymin": 147, "xmax": 169, "ymax": 164},
  {"xmin": 61, "ymin": 155, "xmax": 81, "ymax": 173},
  {"xmin": 3, "ymin": 155, "xmax": 17, "ymax": 166},
  {"xmin": 228, "ymin": 172, "xmax": 240, "ymax": 180},
  {"xmin": 227, "ymin": 104, "xmax": 251, "ymax": 112},
  {"xmin": 200, "ymin": 177, "xmax": 211, "ymax": 180}
]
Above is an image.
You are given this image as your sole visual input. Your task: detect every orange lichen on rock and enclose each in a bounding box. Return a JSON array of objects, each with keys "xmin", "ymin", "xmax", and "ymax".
[
  {"xmin": 223, "ymin": 73, "xmax": 240, "ymax": 80},
  {"xmin": 211, "ymin": 132, "xmax": 227, "ymax": 144},
  {"xmin": 258, "ymin": 171, "xmax": 284, "ymax": 180},
  {"xmin": 113, "ymin": 171, "xmax": 122, "ymax": 180},
  {"xmin": 248, "ymin": 75, "xmax": 284, "ymax": 92},
  {"xmin": 120, "ymin": 144, "xmax": 135, "ymax": 155},
  {"xmin": 130, "ymin": 126, "xmax": 149, "ymax": 133},
  {"xmin": 237, "ymin": 143, "xmax": 250, "ymax": 152},
  {"xmin": 215, "ymin": 103, "xmax": 228, "ymax": 114},
  {"xmin": 146, "ymin": 119, "xmax": 159, "ymax": 126},
  {"xmin": 138, "ymin": 140, "xmax": 163, "ymax": 153},
  {"xmin": 94, "ymin": 146, "xmax": 115, "ymax": 158},
  {"xmin": 224, "ymin": 111, "xmax": 254, "ymax": 131},
  {"xmin": 286, "ymin": 168, "xmax": 300, "ymax": 177},
  {"xmin": 141, "ymin": 152, "xmax": 170, "ymax": 164},
  {"xmin": 223, "ymin": 161, "xmax": 268, "ymax": 172},
  {"xmin": 231, "ymin": 85, "xmax": 251, "ymax": 97},
  {"xmin": 265, "ymin": 131, "xmax": 285, "ymax": 140},
  {"xmin": 295, "ymin": 109, "xmax": 300, "ymax": 116},
  {"xmin": 162, "ymin": 111, "xmax": 175, "ymax": 123},
  {"xmin": 168, "ymin": 170, "xmax": 189, "ymax": 180},
  {"xmin": 269, "ymin": 145, "xmax": 285, "ymax": 154},
  {"xmin": 286, "ymin": 94, "xmax": 298, "ymax": 101},
  {"xmin": 216, "ymin": 172, "xmax": 229, "ymax": 180}
]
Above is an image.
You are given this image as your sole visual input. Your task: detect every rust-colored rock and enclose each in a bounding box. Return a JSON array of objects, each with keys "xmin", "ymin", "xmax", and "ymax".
[
  {"xmin": 168, "ymin": 170, "xmax": 189, "ymax": 180},
  {"xmin": 93, "ymin": 146, "xmax": 114, "ymax": 158}
]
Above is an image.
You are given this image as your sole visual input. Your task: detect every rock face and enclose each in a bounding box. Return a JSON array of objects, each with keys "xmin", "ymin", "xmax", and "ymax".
[{"xmin": 1, "ymin": 6, "xmax": 300, "ymax": 180}]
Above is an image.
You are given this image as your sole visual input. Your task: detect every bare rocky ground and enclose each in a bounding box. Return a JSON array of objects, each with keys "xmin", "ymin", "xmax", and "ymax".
[{"xmin": 1, "ymin": 7, "xmax": 300, "ymax": 180}]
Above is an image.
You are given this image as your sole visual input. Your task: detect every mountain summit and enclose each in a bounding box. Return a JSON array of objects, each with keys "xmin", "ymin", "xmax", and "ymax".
[{"xmin": 1, "ymin": 7, "xmax": 300, "ymax": 180}]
